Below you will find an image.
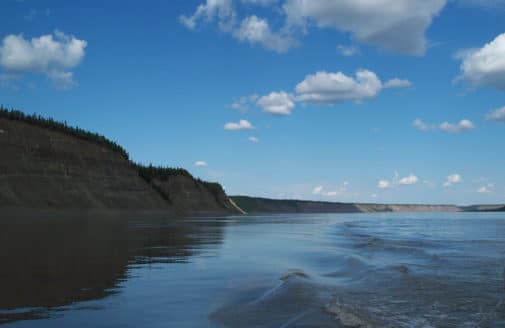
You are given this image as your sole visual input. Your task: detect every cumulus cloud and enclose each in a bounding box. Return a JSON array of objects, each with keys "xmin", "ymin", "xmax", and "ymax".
[
  {"xmin": 295, "ymin": 70, "xmax": 382, "ymax": 104},
  {"xmin": 232, "ymin": 69, "xmax": 411, "ymax": 115},
  {"xmin": 456, "ymin": 33, "xmax": 505, "ymax": 90},
  {"xmin": 195, "ymin": 160, "xmax": 208, "ymax": 167},
  {"xmin": 378, "ymin": 172, "xmax": 418, "ymax": 189},
  {"xmin": 384, "ymin": 78, "xmax": 412, "ymax": 89},
  {"xmin": 283, "ymin": 0, "xmax": 447, "ymax": 55},
  {"xmin": 0, "ymin": 31, "xmax": 87, "ymax": 89},
  {"xmin": 257, "ymin": 91, "xmax": 295, "ymax": 115},
  {"xmin": 439, "ymin": 119, "xmax": 475, "ymax": 133},
  {"xmin": 181, "ymin": 1, "xmax": 295, "ymax": 52},
  {"xmin": 234, "ymin": 15, "xmax": 296, "ymax": 52},
  {"xmin": 378, "ymin": 180, "xmax": 391, "ymax": 189},
  {"xmin": 398, "ymin": 174, "xmax": 419, "ymax": 185},
  {"xmin": 248, "ymin": 136, "xmax": 259, "ymax": 143},
  {"xmin": 414, "ymin": 118, "xmax": 475, "ymax": 133},
  {"xmin": 337, "ymin": 44, "xmax": 360, "ymax": 57},
  {"xmin": 179, "ymin": 0, "xmax": 235, "ymax": 31},
  {"xmin": 443, "ymin": 174, "xmax": 462, "ymax": 187},
  {"xmin": 486, "ymin": 106, "xmax": 505, "ymax": 122},
  {"xmin": 295, "ymin": 70, "xmax": 411, "ymax": 105},
  {"xmin": 183, "ymin": 0, "xmax": 446, "ymax": 55},
  {"xmin": 477, "ymin": 183, "xmax": 495, "ymax": 194},
  {"xmin": 224, "ymin": 119, "xmax": 254, "ymax": 130}
]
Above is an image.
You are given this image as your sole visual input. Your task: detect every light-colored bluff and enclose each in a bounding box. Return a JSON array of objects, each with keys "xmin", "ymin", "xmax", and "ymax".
[{"xmin": 0, "ymin": 117, "xmax": 240, "ymax": 216}]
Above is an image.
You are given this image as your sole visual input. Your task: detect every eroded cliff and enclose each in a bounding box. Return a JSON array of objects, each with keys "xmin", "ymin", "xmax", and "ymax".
[{"xmin": 0, "ymin": 112, "xmax": 239, "ymax": 216}]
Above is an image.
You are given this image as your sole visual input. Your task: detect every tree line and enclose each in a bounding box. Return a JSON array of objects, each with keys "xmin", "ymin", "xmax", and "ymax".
[
  {"xmin": 0, "ymin": 105, "xmax": 129, "ymax": 159},
  {"xmin": 1, "ymin": 106, "xmax": 226, "ymax": 197}
]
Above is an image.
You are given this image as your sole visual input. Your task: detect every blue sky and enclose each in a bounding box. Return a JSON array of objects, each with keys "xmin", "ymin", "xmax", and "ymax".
[{"xmin": 1, "ymin": 0, "xmax": 504, "ymax": 204}]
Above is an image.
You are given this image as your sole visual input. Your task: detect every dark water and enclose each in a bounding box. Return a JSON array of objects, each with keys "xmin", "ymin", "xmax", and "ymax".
[{"xmin": 1, "ymin": 212, "xmax": 504, "ymax": 327}]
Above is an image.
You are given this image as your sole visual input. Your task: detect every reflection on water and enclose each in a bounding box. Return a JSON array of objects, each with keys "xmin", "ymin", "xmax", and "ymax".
[
  {"xmin": 0, "ymin": 213, "xmax": 225, "ymax": 324},
  {"xmin": 1, "ymin": 212, "xmax": 505, "ymax": 327}
]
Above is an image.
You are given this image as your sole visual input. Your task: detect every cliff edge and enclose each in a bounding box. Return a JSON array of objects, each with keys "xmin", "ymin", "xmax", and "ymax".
[{"xmin": 0, "ymin": 109, "xmax": 239, "ymax": 216}]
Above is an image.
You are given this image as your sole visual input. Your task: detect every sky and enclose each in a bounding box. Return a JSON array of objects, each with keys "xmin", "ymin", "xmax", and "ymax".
[{"xmin": 0, "ymin": 0, "xmax": 504, "ymax": 205}]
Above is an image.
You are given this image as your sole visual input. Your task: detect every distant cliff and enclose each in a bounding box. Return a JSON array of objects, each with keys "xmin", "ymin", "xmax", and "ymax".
[
  {"xmin": 0, "ymin": 108, "xmax": 240, "ymax": 216},
  {"xmin": 230, "ymin": 196, "xmax": 362, "ymax": 214},
  {"xmin": 230, "ymin": 196, "xmax": 467, "ymax": 214}
]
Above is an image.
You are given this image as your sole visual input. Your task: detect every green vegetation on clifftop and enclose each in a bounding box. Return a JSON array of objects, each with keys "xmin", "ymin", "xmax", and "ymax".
[
  {"xmin": 0, "ymin": 106, "xmax": 229, "ymax": 208},
  {"xmin": 134, "ymin": 164, "xmax": 226, "ymax": 202},
  {"xmin": 0, "ymin": 106, "xmax": 129, "ymax": 159}
]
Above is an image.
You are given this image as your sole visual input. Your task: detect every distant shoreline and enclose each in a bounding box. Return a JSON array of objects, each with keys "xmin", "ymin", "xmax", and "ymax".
[{"xmin": 230, "ymin": 196, "xmax": 505, "ymax": 215}]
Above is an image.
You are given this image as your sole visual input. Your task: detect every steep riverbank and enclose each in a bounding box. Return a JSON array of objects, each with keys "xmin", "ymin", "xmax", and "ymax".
[{"xmin": 0, "ymin": 108, "xmax": 239, "ymax": 216}]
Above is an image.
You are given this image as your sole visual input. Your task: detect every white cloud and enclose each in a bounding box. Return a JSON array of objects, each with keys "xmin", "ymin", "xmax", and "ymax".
[
  {"xmin": 456, "ymin": 33, "xmax": 505, "ymax": 90},
  {"xmin": 295, "ymin": 70, "xmax": 382, "ymax": 104},
  {"xmin": 486, "ymin": 106, "xmax": 505, "ymax": 122},
  {"xmin": 414, "ymin": 118, "xmax": 475, "ymax": 133},
  {"xmin": 313, "ymin": 185, "xmax": 324, "ymax": 195},
  {"xmin": 379, "ymin": 172, "xmax": 418, "ymax": 189},
  {"xmin": 477, "ymin": 183, "xmax": 495, "ymax": 193},
  {"xmin": 234, "ymin": 15, "xmax": 296, "ymax": 52},
  {"xmin": 195, "ymin": 160, "xmax": 208, "ymax": 167},
  {"xmin": 443, "ymin": 174, "xmax": 462, "ymax": 187},
  {"xmin": 384, "ymin": 78, "xmax": 412, "ymax": 89},
  {"xmin": 0, "ymin": 31, "xmax": 87, "ymax": 89},
  {"xmin": 256, "ymin": 91, "xmax": 295, "ymax": 115},
  {"xmin": 181, "ymin": 2, "xmax": 294, "ymax": 52},
  {"xmin": 378, "ymin": 180, "xmax": 391, "ymax": 189},
  {"xmin": 179, "ymin": 0, "xmax": 235, "ymax": 31},
  {"xmin": 439, "ymin": 119, "xmax": 475, "ymax": 133},
  {"xmin": 183, "ymin": 0, "xmax": 446, "ymax": 55},
  {"xmin": 283, "ymin": 0, "xmax": 447, "ymax": 55},
  {"xmin": 232, "ymin": 69, "xmax": 410, "ymax": 113},
  {"xmin": 337, "ymin": 44, "xmax": 360, "ymax": 57},
  {"xmin": 295, "ymin": 70, "xmax": 411, "ymax": 105},
  {"xmin": 413, "ymin": 118, "xmax": 434, "ymax": 131},
  {"xmin": 248, "ymin": 136, "xmax": 259, "ymax": 143},
  {"xmin": 398, "ymin": 174, "xmax": 418, "ymax": 185},
  {"xmin": 224, "ymin": 119, "xmax": 254, "ymax": 130}
]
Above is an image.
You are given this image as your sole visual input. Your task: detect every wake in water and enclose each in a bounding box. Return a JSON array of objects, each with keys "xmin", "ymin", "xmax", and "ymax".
[{"xmin": 211, "ymin": 215, "xmax": 505, "ymax": 327}]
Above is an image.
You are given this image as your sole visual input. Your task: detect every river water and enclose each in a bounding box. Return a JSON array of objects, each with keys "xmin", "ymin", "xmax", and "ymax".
[{"xmin": 1, "ymin": 212, "xmax": 504, "ymax": 327}]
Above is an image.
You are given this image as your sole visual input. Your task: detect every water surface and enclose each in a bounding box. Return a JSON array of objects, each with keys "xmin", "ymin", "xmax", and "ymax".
[{"xmin": 1, "ymin": 212, "xmax": 504, "ymax": 327}]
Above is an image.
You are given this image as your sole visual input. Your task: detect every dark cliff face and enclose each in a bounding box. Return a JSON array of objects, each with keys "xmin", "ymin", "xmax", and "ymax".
[
  {"xmin": 149, "ymin": 175, "xmax": 240, "ymax": 216},
  {"xmin": 0, "ymin": 118, "xmax": 168, "ymax": 210},
  {"xmin": 0, "ymin": 117, "xmax": 239, "ymax": 215}
]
